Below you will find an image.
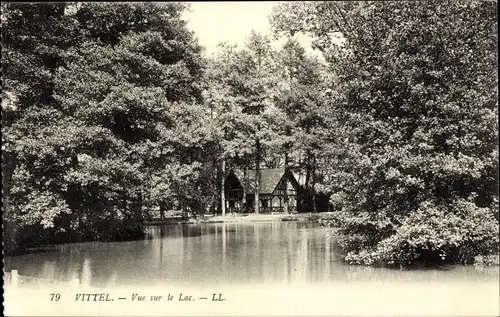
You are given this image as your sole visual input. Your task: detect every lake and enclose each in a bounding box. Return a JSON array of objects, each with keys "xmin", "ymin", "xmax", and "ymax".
[
  {"xmin": 4, "ymin": 221, "xmax": 498, "ymax": 287},
  {"xmin": 4, "ymin": 221, "xmax": 500, "ymax": 316}
]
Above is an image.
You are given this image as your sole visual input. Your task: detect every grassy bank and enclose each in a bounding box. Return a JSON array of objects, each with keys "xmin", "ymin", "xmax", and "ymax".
[
  {"xmin": 204, "ymin": 212, "xmax": 337, "ymax": 223},
  {"xmin": 145, "ymin": 212, "xmax": 336, "ymax": 225}
]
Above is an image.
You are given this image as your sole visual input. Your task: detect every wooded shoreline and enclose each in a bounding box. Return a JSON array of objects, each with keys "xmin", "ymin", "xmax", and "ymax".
[
  {"xmin": 2, "ymin": 2, "xmax": 498, "ymax": 267},
  {"xmin": 144, "ymin": 212, "xmax": 336, "ymax": 225}
]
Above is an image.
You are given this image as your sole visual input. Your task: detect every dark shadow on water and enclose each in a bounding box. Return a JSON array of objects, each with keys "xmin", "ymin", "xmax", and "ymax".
[
  {"xmin": 147, "ymin": 223, "xmax": 221, "ymax": 239},
  {"xmin": 330, "ymin": 245, "xmax": 460, "ymax": 272},
  {"xmin": 392, "ymin": 263, "xmax": 457, "ymax": 271},
  {"xmin": 148, "ymin": 222, "xmax": 281, "ymax": 239},
  {"xmin": 5, "ymin": 246, "xmax": 58, "ymax": 257},
  {"xmin": 357, "ymin": 260, "xmax": 461, "ymax": 272}
]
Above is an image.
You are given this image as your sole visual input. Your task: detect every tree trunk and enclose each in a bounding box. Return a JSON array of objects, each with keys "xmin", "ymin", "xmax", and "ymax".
[
  {"xmin": 283, "ymin": 153, "xmax": 289, "ymax": 214},
  {"xmin": 136, "ymin": 189, "xmax": 144, "ymax": 219},
  {"xmin": 216, "ymin": 158, "xmax": 222, "ymax": 215},
  {"xmin": 311, "ymin": 155, "xmax": 317, "ymax": 213},
  {"xmin": 242, "ymin": 168, "xmax": 247, "ymax": 213},
  {"xmin": 304, "ymin": 150, "xmax": 313, "ymax": 212},
  {"xmin": 221, "ymin": 158, "xmax": 226, "ymax": 216},
  {"xmin": 181, "ymin": 202, "xmax": 188, "ymax": 219},
  {"xmin": 254, "ymin": 139, "xmax": 261, "ymax": 214},
  {"xmin": 305, "ymin": 152, "xmax": 311, "ymax": 191},
  {"xmin": 2, "ymin": 151, "xmax": 18, "ymax": 253},
  {"xmin": 159, "ymin": 202, "xmax": 165, "ymax": 221}
]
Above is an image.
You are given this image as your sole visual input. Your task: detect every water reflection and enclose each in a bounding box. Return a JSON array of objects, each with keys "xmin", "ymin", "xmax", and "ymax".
[
  {"xmin": 4, "ymin": 222, "xmax": 499, "ymax": 288},
  {"xmin": 81, "ymin": 258, "xmax": 92, "ymax": 287}
]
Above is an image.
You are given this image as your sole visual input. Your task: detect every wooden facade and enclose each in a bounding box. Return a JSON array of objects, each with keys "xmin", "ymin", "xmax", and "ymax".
[{"xmin": 224, "ymin": 168, "xmax": 300, "ymax": 214}]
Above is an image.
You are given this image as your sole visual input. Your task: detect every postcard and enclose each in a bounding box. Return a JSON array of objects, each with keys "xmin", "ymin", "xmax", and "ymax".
[{"xmin": 2, "ymin": 1, "xmax": 499, "ymax": 316}]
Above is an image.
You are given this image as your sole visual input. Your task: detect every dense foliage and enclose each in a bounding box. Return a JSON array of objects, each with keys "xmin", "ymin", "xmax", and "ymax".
[
  {"xmin": 2, "ymin": 3, "xmax": 213, "ymax": 251},
  {"xmin": 2, "ymin": 1, "xmax": 498, "ymax": 268},
  {"xmin": 204, "ymin": 32, "xmax": 332, "ymax": 214},
  {"xmin": 271, "ymin": 0, "xmax": 499, "ymax": 266}
]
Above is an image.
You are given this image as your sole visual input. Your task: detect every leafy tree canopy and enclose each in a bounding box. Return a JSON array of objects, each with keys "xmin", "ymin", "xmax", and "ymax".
[{"xmin": 271, "ymin": 0, "xmax": 499, "ymax": 266}]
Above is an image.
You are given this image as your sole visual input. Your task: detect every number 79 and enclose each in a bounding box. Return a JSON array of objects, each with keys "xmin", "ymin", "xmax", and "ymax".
[{"xmin": 50, "ymin": 293, "xmax": 61, "ymax": 301}]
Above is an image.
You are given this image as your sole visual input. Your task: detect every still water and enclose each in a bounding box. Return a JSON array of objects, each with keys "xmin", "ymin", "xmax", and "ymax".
[{"xmin": 4, "ymin": 221, "xmax": 499, "ymax": 288}]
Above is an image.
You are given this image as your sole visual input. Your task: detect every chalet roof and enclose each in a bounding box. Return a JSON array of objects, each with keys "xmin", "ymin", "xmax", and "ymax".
[{"xmin": 231, "ymin": 168, "xmax": 290, "ymax": 195}]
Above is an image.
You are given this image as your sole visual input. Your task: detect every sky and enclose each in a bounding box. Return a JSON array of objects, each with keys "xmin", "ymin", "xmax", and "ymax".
[{"xmin": 183, "ymin": 1, "xmax": 316, "ymax": 56}]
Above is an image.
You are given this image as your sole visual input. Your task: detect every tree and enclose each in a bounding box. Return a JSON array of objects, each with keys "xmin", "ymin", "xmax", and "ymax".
[
  {"xmin": 271, "ymin": 0, "xmax": 499, "ymax": 266},
  {"xmin": 204, "ymin": 43, "xmax": 256, "ymax": 215},
  {"xmin": 2, "ymin": 2, "xmax": 83, "ymax": 251},
  {"xmin": 239, "ymin": 31, "xmax": 280, "ymax": 214},
  {"xmin": 274, "ymin": 38, "xmax": 329, "ymax": 212},
  {"xmin": 2, "ymin": 2, "xmax": 209, "ymax": 251},
  {"xmin": 204, "ymin": 32, "xmax": 281, "ymax": 215}
]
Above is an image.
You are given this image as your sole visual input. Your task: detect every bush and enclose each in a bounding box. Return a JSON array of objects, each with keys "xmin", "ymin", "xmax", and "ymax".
[
  {"xmin": 474, "ymin": 254, "xmax": 500, "ymax": 267},
  {"xmin": 273, "ymin": 1, "xmax": 499, "ymax": 267},
  {"xmin": 328, "ymin": 199, "xmax": 499, "ymax": 267}
]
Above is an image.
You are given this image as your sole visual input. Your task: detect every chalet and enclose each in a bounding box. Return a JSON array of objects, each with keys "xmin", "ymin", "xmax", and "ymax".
[{"xmin": 224, "ymin": 168, "xmax": 300, "ymax": 214}]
